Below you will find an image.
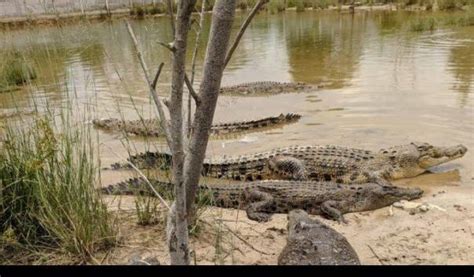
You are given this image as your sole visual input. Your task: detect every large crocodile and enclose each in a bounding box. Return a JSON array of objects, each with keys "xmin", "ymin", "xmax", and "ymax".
[
  {"xmin": 108, "ymin": 142, "xmax": 467, "ymax": 186},
  {"xmin": 93, "ymin": 113, "xmax": 301, "ymax": 137},
  {"xmin": 219, "ymin": 81, "xmax": 315, "ymax": 96},
  {"xmin": 100, "ymin": 178, "xmax": 423, "ymax": 223}
]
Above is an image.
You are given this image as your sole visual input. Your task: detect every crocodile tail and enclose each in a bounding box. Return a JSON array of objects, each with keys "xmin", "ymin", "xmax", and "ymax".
[
  {"xmin": 285, "ymin": 113, "xmax": 302, "ymax": 121},
  {"xmin": 99, "ymin": 177, "xmax": 174, "ymax": 196},
  {"xmin": 210, "ymin": 113, "xmax": 301, "ymax": 136},
  {"xmin": 107, "ymin": 151, "xmax": 173, "ymax": 170}
]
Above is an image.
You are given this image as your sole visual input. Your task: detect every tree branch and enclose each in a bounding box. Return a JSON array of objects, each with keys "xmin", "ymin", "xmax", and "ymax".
[
  {"xmin": 165, "ymin": 0, "xmax": 176, "ymax": 37},
  {"xmin": 184, "ymin": 74, "xmax": 200, "ymax": 105},
  {"xmin": 190, "ymin": 0, "xmax": 206, "ymax": 85},
  {"xmin": 104, "ymin": 144, "xmax": 171, "ymax": 212},
  {"xmin": 157, "ymin": 41, "xmax": 176, "ymax": 52},
  {"xmin": 224, "ymin": 0, "xmax": 268, "ymax": 68},
  {"xmin": 125, "ymin": 21, "xmax": 173, "ymax": 146},
  {"xmin": 187, "ymin": 0, "xmax": 206, "ymax": 137},
  {"xmin": 152, "ymin": 62, "xmax": 165, "ymax": 90}
]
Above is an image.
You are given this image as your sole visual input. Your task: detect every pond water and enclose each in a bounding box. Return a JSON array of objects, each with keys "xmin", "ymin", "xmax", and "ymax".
[{"xmin": 0, "ymin": 11, "xmax": 472, "ymax": 187}]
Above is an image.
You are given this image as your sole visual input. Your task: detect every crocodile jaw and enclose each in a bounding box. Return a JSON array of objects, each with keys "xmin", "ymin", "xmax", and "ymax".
[
  {"xmin": 368, "ymin": 186, "xmax": 424, "ymax": 209},
  {"xmin": 417, "ymin": 144, "xmax": 468, "ymax": 169}
]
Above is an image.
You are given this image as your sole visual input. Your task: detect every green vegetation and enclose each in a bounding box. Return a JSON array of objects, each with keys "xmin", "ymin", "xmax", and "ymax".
[
  {"xmin": 437, "ymin": 0, "xmax": 467, "ymax": 10},
  {"xmin": 0, "ymin": 51, "xmax": 37, "ymax": 92},
  {"xmin": 456, "ymin": 7, "xmax": 474, "ymax": 25},
  {"xmin": 129, "ymin": 3, "xmax": 168, "ymax": 18},
  {"xmin": 281, "ymin": 0, "xmax": 472, "ymax": 11},
  {"xmin": 295, "ymin": 0, "xmax": 307, "ymax": 11},
  {"xmin": 408, "ymin": 8, "xmax": 474, "ymax": 32},
  {"xmin": 410, "ymin": 16, "xmax": 437, "ymax": 31},
  {"xmin": 0, "ymin": 110, "xmax": 116, "ymax": 263},
  {"xmin": 268, "ymin": 0, "xmax": 286, "ymax": 13},
  {"xmin": 123, "ymin": 0, "xmax": 474, "ymax": 18}
]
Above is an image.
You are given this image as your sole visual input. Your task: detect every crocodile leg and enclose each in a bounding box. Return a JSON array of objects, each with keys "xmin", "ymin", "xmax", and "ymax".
[
  {"xmin": 244, "ymin": 189, "xmax": 275, "ymax": 222},
  {"xmin": 321, "ymin": 200, "xmax": 347, "ymax": 224},
  {"xmin": 368, "ymin": 171, "xmax": 394, "ymax": 187},
  {"xmin": 268, "ymin": 156, "xmax": 307, "ymax": 180}
]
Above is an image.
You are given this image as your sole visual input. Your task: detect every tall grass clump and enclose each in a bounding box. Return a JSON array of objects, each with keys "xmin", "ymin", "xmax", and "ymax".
[
  {"xmin": 442, "ymin": 8, "xmax": 474, "ymax": 26},
  {"xmin": 268, "ymin": 0, "xmax": 286, "ymax": 13},
  {"xmin": 437, "ymin": 0, "xmax": 460, "ymax": 10},
  {"xmin": 0, "ymin": 111, "xmax": 116, "ymax": 262},
  {"xmin": 0, "ymin": 51, "xmax": 37, "ymax": 92},
  {"xmin": 311, "ymin": 0, "xmax": 332, "ymax": 9},
  {"xmin": 237, "ymin": 0, "xmax": 249, "ymax": 10},
  {"xmin": 457, "ymin": 7, "xmax": 474, "ymax": 26},
  {"xmin": 409, "ymin": 16, "xmax": 437, "ymax": 31},
  {"xmin": 295, "ymin": 0, "xmax": 307, "ymax": 11}
]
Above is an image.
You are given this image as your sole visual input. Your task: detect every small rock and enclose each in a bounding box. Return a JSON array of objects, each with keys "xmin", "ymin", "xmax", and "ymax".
[
  {"xmin": 393, "ymin": 200, "xmax": 446, "ymax": 214},
  {"xmin": 128, "ymin": 254, "xmax": 160, "ymax": 265},
  {"xmin": 453, "ymin": 204, "xmax": 466, "ymax": 212},
  {"xmin": 266, "ymin": 227, "xmax": 286, "ymax": 235},
  {"xmin": 419, "ymin": 204, "xmax": 430, "ymax": 212}
]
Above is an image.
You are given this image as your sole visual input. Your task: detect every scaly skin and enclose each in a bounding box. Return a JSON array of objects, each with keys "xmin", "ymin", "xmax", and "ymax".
[
  {"xmin": 108, "ymin": 142, "xmax": 467, "ymax": 186},
  {"xmin": 100, "ymin": 178, "xmax": 423, "ymax": 223},
  {"xmin": 278, "ymin": 210, "xmax": 360, "ymax": 265},
  {"xmin": 93, "ymin": 113, "xmax": 301, "ymax": 137},
  {"xmin": 219, "ymin": 81, "xmax": 315, "ymax": 96}
]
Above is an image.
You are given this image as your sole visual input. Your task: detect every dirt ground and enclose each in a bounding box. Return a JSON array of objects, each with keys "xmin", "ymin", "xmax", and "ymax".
[{"xmin": 98, "ymin": 167, "xmax": 473, "ymax": 265}]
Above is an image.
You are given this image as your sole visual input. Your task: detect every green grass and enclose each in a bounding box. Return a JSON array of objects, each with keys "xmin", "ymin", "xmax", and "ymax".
[
  {"xmin": 407, "ymin": 8, "xmax": 474, "ymax": 32},
  {"xmin": 268, "ymin": 0, "xmax": 286, "ymax": 13},
  {"xmin": 0, "ymin": 51, "xmax": 37, "ymax": 92},
  {"xmin": 295, "ymin": 0, "xmax": 307, "ymax": 11},
  {"xmin": 129, "ymin": 3, "xmax": 169, "ymax": 18},
  {"xmin": 444, "ymin": 6, "xmax": 474, "ymax": 26},
  {"xmin": 0, "ymin": 108, "xmax": 116, "ymax": 263},
  {"xmin": 409, "ymin": 16, "xmax": 437, "ymax": 31},
  {"xmin": 456, "ymin": 7, "xmax": 474, "ymax": 26},
  {"xmin": 438, "ymin": 0, "xmax": 465, "ymax": 10}
]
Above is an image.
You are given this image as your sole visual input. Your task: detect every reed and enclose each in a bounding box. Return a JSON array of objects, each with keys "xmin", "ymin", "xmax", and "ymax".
[{"xmin": 0, "ymin": 104, "xmax": 116, "ymax": 263}]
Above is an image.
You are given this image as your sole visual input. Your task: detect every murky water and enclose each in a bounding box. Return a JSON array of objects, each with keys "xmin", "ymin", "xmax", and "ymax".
[{"xmin": 0, "ymin": 11, "xmax": 473, "ymax": 186}]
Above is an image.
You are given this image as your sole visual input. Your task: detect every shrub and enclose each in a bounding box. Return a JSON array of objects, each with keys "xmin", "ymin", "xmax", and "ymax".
[
  {"xmin": 148, "ymin": 4, "xmax": 166, "ymax": 15},
  {"xmin": 0, "ymin": 52, "xmax": 37, "ymax": 92},
  {"xmin": 268, "ymin": 0, "xmax": 286, "ymax": 13},
  {"xmin": 409, "ymin": 17, "xmax": 437, "ymax": 32},
  {"xmin": 237, "ymin": 0, "xmax": 248, "ymax": 10},
  {"xmin": 0, "ymin": 111, "xmax": 116, "ymax": 261}
]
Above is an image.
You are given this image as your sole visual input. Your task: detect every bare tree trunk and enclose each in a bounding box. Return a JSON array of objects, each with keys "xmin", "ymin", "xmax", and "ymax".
[
  {"xmin": 224, "ymin": 0, "xmax": 268, "ymax": 67},
  {"xmin": 167, "ymin": 0, "xmax": 197, "ymax": 266},
  {"xmin": 80, "ymin": 0, "xmax": 85, "ymax": 16},
  {"xmin": 129, "ymin": 0, "xmax": 262, "ymax": 265},
  {"xmin": 105, "ymin": 0, "xmax": 110, "ymax": 16},
  {"xmin": 183, "ymin": 0, "xmax": 237, "ymax": 221}
]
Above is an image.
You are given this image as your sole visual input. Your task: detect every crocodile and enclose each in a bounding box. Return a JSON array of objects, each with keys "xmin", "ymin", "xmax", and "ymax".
[
  {"xmin": 219, "ymin": 81, "xmax": 315, "ymax": 96},
  {"xmin": 93, "ymin": 113, "xmax": 301, "ymax": 137},
  {"xmin": 108, "ymin": 142, "xmax": 467, "ymax": 186},
  {"xmin": 99, "ymin": 177, "xmax": 423, "ymax": 223},
  {"xmin": 278, "ymin": 210, "xmax": 360, "ymax": 265}
]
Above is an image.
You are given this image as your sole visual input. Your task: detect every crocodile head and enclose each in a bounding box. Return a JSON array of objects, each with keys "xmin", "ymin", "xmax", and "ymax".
[
  {"xmin": 413, "ymin": 142, "xmax": 468, "ymax": 169},
  {"xmin": 379, "ymin": 142, "xmax": 468, "ymax": 179},
  {"xmin": 363, "ymin": 185, "xmax": 424, "ymax": 210}
]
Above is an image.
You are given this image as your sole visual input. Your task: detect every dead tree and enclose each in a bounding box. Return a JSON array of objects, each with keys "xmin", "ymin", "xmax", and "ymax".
[{"xmin": 127, "ymin": 0, "xmax": 268, "ymax": 265}]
